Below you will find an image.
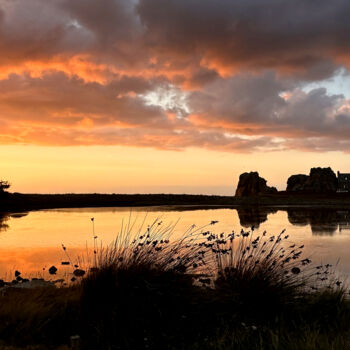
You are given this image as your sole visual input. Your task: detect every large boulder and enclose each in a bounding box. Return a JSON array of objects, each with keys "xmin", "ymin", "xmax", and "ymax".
[
  {"xmin": 287, "ymin": 174, "xmax": 309, "ymax": 192},
  {"xmin": 235, "ymin": 172, "xmax": 277, "ymax": 197},
  {"xmin": 286, "ymin": 167, "xmax": 338, "ymax": 193}
]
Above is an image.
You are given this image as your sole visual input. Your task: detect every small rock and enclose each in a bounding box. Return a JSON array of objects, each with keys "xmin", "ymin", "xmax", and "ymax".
[
  {"xmin": 291, "ymin": 267, "xmax": 301, "ymax": 274},
  {"xmin": 61, "ymin": 261, "xmax": 70, "ymax": 265},
  {"xmin": 73, "ymin": 269, "xmax": 86, "ymax": 277},
  {"xmin": 48, "ymin": 266, "xmax": 58, "ymax": 275}
]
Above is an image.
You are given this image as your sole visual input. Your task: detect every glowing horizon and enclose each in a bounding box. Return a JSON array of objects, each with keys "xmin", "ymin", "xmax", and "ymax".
[
  {"xmin": 0, "ymin": 144, "xmax": 348, "ymax": 195},
  {"xmin": 1, "ymin": 0, "xmax": 350, "ymax": 194}
]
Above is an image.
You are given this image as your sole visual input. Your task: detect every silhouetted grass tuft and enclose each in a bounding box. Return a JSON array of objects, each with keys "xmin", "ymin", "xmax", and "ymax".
[
  {"xmin": 80, "ymin": 218, "xmax": 214, "ymax": 349},
  {"xmin": 211, "ymin": 228, "xmax": 314, "ymax": 320}
]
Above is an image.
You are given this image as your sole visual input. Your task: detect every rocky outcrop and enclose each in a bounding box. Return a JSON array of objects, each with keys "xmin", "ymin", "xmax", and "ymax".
[
  {"xmin": 287, "ymin": 167, "xmax": 338, "ymax": 193},
  {"xmin": 287, "ymin": 175, "xmax": 309, "ymax": 192},
  {"xmin": 235, "ymin": 172, "xmax": 277, "ymax": 197}
]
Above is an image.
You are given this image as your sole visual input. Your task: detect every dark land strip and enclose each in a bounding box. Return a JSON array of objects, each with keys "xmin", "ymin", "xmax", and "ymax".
[{"xmin": 0, "ymin": 191, "xmax": 350, "ymax": 213}]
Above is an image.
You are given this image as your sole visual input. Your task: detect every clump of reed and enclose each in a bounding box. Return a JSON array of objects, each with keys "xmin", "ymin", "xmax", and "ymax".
[
  {"xmin": 93, "ymin": 217, "xmax": 211, "ymax": 277},
  {"xmin": 196, "ymin": 226, "xmax": 343, "ymax": 322},
  {"xmin": 79, "ymin": 217, "xmax": 215, "ymax": 349},
  {"xmin": 78, "ymin": 217, "xmax": 349, "ymax": 348}
]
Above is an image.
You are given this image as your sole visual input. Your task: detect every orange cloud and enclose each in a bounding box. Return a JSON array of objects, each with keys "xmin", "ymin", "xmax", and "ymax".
[{"xmin": 0, "ymin": 0, "xmax": 349, "ymax": 154}]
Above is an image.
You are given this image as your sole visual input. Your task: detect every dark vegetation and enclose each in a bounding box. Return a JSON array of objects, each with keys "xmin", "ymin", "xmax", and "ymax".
[
  {"xmin": 1, "ymin": 190, "xmax": 350, "ymax": 214},
  {"xmin": 0, "ymin": 192, "xmax": 237, "ymax": 211},
  {"xmin": 0, "ymin": 220, "xmax": 349, "ymax": 350},
  {"xmin": 0, "ymin": 181, "xmax": 10, "ymax": 193}
]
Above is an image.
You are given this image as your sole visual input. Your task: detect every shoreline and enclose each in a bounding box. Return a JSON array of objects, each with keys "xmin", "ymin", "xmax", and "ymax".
[{"xmin": 1, "ymin": 191, "xmax": 350, "ymax": 213}]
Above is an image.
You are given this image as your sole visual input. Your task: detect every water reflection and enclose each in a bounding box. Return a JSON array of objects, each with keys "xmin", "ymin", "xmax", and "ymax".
[
  {"xmin": 237, "ymin": 207, "xmax": 277, "ymax": 228},
  {"xmin": 0, "ymin": 212, "xmax": 28, "ymax": 233},
  {"xmin": 0, "ymin": 213, "xmax": 9, "ymax": 232},
  {"xmin": 1, "ymin": 207, "xmax": 350, "ymax": 280},
  {"xmin": 234, "ymin": 207, "xmax": 350, "ymax": 235},
  {"xmin": 2, "ymin": 208, "xmax": 350, "ymax": 236},
  {"xmin": 287, "ymin": 209, "xmax": 350, "ymax": 235}
]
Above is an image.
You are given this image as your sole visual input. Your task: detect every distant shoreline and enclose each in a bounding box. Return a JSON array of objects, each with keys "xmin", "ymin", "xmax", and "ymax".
[{"xmin": 1, "ymin": 191, "xmax": 350, "ymax": 212}]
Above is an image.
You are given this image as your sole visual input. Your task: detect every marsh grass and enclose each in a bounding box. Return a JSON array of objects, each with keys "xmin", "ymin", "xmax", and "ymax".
[
  {"xmin": 94, "ymin": 216, "xmax": 213, "ymax": 275},
  {"xmin": 80, "ymin": 217, "xmax": 216, "ymax": 349},
  {"xmin": 0, "ymin": 218, "xmax": 349, "ymax": 349},
  {"xmin": 211, "ymin": 228, "xmax": 317, "ymax": 320},
  {"xmin": 0, "ymin": 286, "xmax": 80, "ymax": 348}
]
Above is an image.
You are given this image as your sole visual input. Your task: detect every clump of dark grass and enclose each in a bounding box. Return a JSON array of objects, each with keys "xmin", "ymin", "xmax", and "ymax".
[
  {"xmin": 95, "ymin": 217, "xmax": 210, "ymax": 275},
  {"xmin": 79, "ymin": 217, "xmax": 215, "ymax": 349},
  {"xmin": 78, "ymin": 219, "xmax": 350, "ymax": 348},
  {"xmin": 0, "ymin": 286, "xmax": 80, "ymax": 348},
  {"xmin": 209, "ymin": 226, "xmax": 346, "ymax": 324}
]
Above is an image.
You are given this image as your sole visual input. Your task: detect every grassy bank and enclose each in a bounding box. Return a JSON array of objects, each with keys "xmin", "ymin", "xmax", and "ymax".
[{"xmin": 0, "ymin": 221, "xmax": 349, "ymax": 349}]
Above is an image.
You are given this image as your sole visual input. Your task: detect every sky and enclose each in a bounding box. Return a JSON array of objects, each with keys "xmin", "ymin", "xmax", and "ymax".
[{"xmin": 0, "ymin": 0, "xmax": 350, "ymax": 194}]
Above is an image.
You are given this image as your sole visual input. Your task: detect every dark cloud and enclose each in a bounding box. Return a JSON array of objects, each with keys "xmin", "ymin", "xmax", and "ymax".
[
  {"xmin": 0, "ymin": 72, "xmax": 171, "ymax": 128},
  {"xmin": 188, "ymin": 72, "xmax": 350, "ymax": 139},
  {"xmin": 137, "ymin": 0, "xmax": 350, "ymax": 80},
  {"xmin": 61, "ymin": 0, "xmax": 140, "ymax": 42},
  {"xmin": 1, "ymin": 0, "xmax": 350, "ymax": 77},
  {"xmin": 0, "ymin": 0, "xmax": 349, "ymax": 153}
]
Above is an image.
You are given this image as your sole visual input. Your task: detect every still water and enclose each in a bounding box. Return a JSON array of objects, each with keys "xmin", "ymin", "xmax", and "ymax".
[{"xmin": 1, "ymin": 206, "xmax": 350, "ymax": 280}]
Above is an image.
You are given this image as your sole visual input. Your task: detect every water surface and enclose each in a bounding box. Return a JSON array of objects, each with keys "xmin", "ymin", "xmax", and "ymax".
[{"xmin": 1, "ymin": 206, "xmax": 350, "ymax": 280}]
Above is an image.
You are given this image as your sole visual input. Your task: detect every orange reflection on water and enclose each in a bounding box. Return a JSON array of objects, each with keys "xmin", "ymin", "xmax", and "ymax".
[{"xmin": 1, "ymin": 207, "xmax": 350, "ymax": 281}]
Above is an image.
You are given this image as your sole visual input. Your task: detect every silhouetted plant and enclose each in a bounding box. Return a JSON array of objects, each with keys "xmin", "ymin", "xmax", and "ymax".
[
  {"xmin": 79, "ymin": 217, "xmax": 214, "ymax": 348},
  {"xmin": 210, "ymin": 227, "xmax": 331, "ymax": 320},
  {"xmin": 0, "ymin": 180, "xmax": 10, "ymax": 194}
]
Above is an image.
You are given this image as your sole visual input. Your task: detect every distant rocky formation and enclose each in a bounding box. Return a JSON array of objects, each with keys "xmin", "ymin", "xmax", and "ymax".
[
  {"xmin": 235, "ymin": 172, "xmax": 277, "ymax": 197},
  {"xmin": 286, "ymin": 175, "xmax": 309, "ymax": 192},
  {"xmin": 287, "ymin": 167, "xmax": 338, "ymax": 193}
]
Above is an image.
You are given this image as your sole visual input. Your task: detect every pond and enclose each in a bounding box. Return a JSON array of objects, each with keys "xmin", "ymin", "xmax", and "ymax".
[{"xmin": 1, "ymin": 206, "xmax": 350, "ymax": 281}]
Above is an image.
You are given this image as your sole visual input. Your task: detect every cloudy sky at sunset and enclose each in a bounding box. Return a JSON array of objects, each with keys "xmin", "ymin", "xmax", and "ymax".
[{"xmin": 1, "ymin": 0, "xmax": 350, "ymax": 194}]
